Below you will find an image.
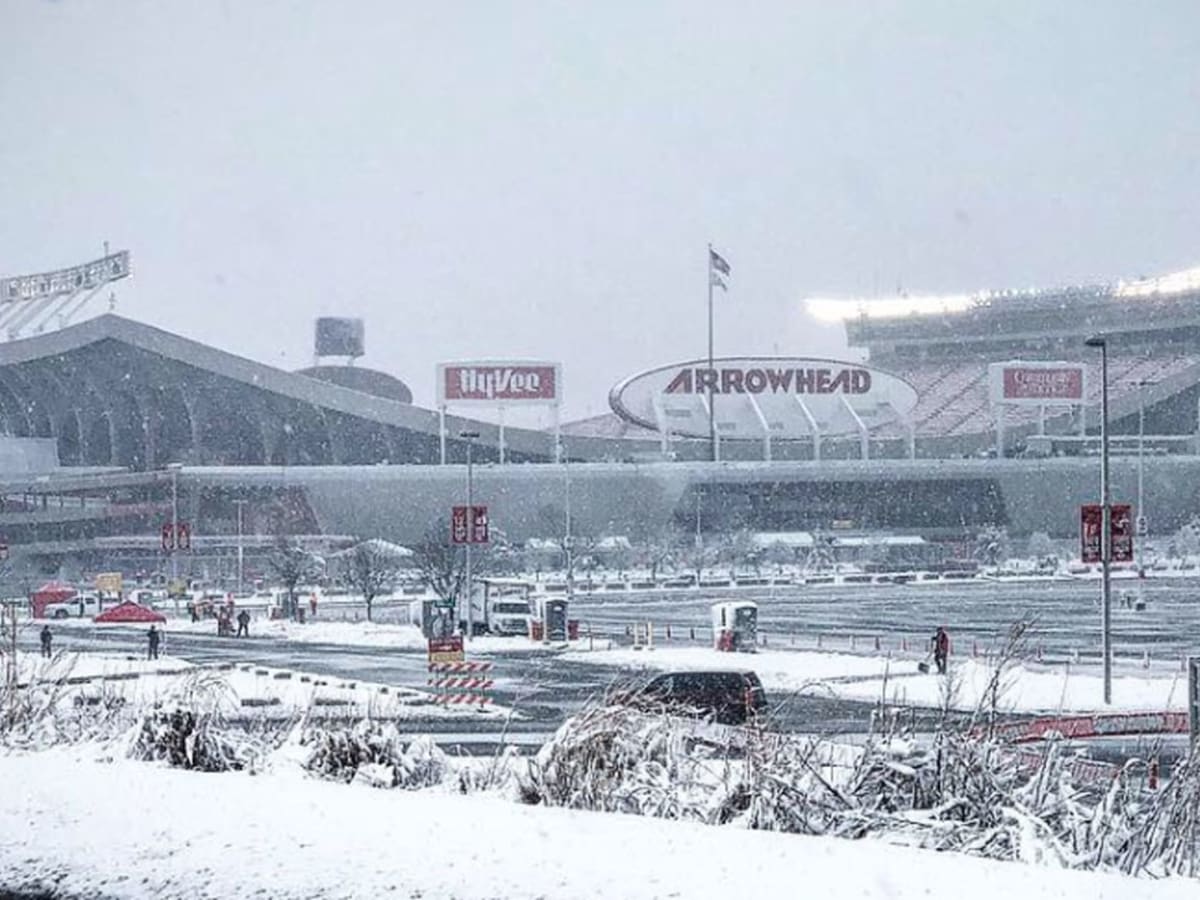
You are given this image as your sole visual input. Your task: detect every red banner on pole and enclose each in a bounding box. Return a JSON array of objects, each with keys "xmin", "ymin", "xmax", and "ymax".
[
  {"xmin": 161, "ymin": 523, "xmax": 175, "ymax": 553},
  {"xmin": 177, "ymin": 522, "xmax": 191, "ymax": 552},
  {"xmin": 1080, "ymin": 504, "xmax": 1102, "ymax": 563},
  {"xmin": 451, "ymin": 506, "xmax": 469, "ymax": 544},
  {"xmin": 471, "ymin": 505, "xmax": 489, "ymax": 544},
  {"xmin": 1110, "ymin": 504, "xmax": 1133, "ymax": 563}
]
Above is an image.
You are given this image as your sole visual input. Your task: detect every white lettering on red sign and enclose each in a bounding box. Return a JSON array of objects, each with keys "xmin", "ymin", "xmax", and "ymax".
[
  {"xmin": 663, "ymin": 366, "xmax": 872, "ymax": 396},
  {"xmin": 1002, "ymin": 367, "xmax": 1083, "ymax": 401},
  {"xmin": 442, "ymin": 365, "xmax": 558, "ymax": 402}
]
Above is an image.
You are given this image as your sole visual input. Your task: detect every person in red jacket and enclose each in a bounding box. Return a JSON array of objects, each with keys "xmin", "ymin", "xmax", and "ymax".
[{"xmin": 932, "ymin": 626, "xmax": 951, "ymax": 675}]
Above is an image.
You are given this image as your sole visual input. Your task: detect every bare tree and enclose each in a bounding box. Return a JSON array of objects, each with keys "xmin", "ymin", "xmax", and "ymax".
[
  {"xmin": 268, "ymin": 534, "xmax": 322, "ymax": 618},
  {"xmin": 718, "ymin": 528, "xmax": 760, "ymax": 579},
  {"xmin": 346, "ymin": 539, "xmax": 403, "ymax": 622},
  {"xmin": 638, "ymin": 525, "xmax": 680, "ymax": 581},
  {"xmin": 537, "ymin": 503, "xmax": 597, "ymax": 586},
  {"xmin": 410, "ymin": 525, "xmax": 497, "ymax": 635},
  {"xmin": 411, "ymin": 525, "xmax": 467, "ymax": 608}
]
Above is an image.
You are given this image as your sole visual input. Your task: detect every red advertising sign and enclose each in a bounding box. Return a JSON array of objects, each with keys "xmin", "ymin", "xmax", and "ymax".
[
  {"xmin": 428, "ymin": 635, "xmax": 464, "ymax": 664},
  {"xmin": 451, "ymin": 506, "xmax": 469, "ymax": 544},
  {"xmin": 1110, "ymin": 503, "xmax": 1133, "ymax": 563},
  {"xmin": 438, "ymin": 362, "xmax": 560, "ymax": 404},
  {"xmin": 471, "ymin": 505, "xmax": 489, "ymax": 544},
  {"xmin": 993, "ymin": 363, "xmax": 1085, "ymax": 404},
  {"xmin": 1080, "ymin": 503, "xmax": 1134, "ymax": 564},
  {"xmin": 1080, "ymin": 504, "xmax": 1102, "ymax": 563}
]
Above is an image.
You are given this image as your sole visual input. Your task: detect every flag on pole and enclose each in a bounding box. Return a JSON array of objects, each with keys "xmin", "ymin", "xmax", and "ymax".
[
  {"xmin": 709, "ymin": 248, "xmax": 731, "ymax": 277},
  {"xmin": 710, "ymin": 273, "xmax": 727, "ymax": 291}
]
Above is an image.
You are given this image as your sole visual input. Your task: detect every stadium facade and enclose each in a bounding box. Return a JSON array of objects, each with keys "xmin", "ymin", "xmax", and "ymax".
[{"xmin": 2, "ymin": 254, "xmax": 1200, "ymax": 574}]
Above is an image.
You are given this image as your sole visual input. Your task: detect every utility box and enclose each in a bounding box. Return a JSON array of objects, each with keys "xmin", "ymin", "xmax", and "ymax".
[
  {"xmin": 541, "ymin": 597, "xmax": 569, "ymax": 643},
  {"xmin": 409, "ymin": 598, "xmax": 444, "ymax": 639},
  {"xmin": 711, "ymin": 601, "xmax": 758, "ymax": 653}
]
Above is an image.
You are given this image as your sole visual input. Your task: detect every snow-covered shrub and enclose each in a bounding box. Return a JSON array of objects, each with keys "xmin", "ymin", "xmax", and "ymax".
[
  {"xmin": 301, "ymin": 720, "xmax": 448, "ymax": 789},
  {"xmin": 522, "ymin": 703, "xmax": 741, "ymax": 822},
  {"xmin": 128, "ymin": 670, "xmax": 264, "ymax": 771},
  {"xmin": 130, "ymin": 708, "xmax": 259, "ymax": 772},
  {"xmin": 0, "ymin": 656, "xmax": 131, "ymax": 750}
]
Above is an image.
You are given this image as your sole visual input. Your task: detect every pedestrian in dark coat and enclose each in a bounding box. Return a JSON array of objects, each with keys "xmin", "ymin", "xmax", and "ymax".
[
  {"xmin": 236, "ymin": 609, "xmax": 250, "ymax": 638},
  {"xmin": 40, "ymin": 625, "xmax": 52, "ymax": 658},
  {"xmin": 932, "ymin": 626, "xmax": 950, "ymax": 675},
  {"xmin": 147, "ymin": 625, "xmax": 161, "ymax": 660}
]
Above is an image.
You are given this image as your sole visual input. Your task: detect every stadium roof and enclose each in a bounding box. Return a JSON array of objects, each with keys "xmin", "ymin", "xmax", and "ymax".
[{"xmin": 0, "ymin": 314, "xmax": 642, "ymax": 468}]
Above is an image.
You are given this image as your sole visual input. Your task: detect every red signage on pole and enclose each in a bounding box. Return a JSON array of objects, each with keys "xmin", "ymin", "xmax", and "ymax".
[
  {"xmin": 161, "ymin": 523, "xmax": 175, "ymax": 552},
  {"xmin": 452, "ymin": 505, "xmax": 489, "ymax": 544},
  {"xmin": 1110, "ymin": 504, "xmax": 1133, "ymax": 563},
  {"xmin": 1081, "ymin": 504, "xmax": 1102, "ymax": 564},
  {"xmin": 177, "ymin": 522, "xmax": 191, "ymax": 552},
  {"xmin": 471, "ymin": 505, "xmax": 489, "ymax": 544},
  {"xmin": 451, "ymin": 506, "xmax": 469, "ymax": 544},
  {"xmin": 1081, "ymin": 503, "xmax": 1134, "ymax": 564}
]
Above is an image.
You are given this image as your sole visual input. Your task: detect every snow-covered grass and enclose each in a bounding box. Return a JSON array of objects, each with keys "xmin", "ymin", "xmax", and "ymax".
[
  {"xmin": 15, "ymin": 650, "xmax": 508, "ymax": 721},
  {"xmin": 561, "ymin": 645, "xmax": 1188, "ymax": 714},
  {"xmin": 0, "ymin": 748, "xmax": 1193, "ymax": 900}
]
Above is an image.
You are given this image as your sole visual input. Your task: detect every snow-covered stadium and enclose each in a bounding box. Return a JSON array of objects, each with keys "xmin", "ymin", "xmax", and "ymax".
[{"xmin": 2, "ymin": 251, "xmax": 1200, "ymax": 569}]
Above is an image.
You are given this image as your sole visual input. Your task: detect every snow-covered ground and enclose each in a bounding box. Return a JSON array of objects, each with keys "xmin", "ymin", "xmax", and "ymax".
[
  {"xmin": 17, "ymin": 651, "xmax": 509, "ymax": 721},
  {"xmin": 832, "ymin": 657, "xmax": 1189, "ymax": 714},
  {"xmin": 562, "ymin": 644, "xmax": 895, "ymax": 688},
  {"xmin": 0, "ymin": 748, "xmax": 1192, "ymax": 900},
  {"xmin": 561, "ymin": 645, "xmax": 1188, "ymax": 714}
]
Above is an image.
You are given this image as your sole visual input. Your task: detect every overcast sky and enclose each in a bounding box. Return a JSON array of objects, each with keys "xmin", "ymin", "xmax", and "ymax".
[{"xmin": 2, "ymin": 2, "xmax": 1198, "ymax": 420}]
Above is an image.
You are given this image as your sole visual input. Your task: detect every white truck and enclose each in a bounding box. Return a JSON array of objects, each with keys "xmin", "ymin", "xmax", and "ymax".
[
  {"xmin": 458, "ymin": 578, "xmax": 534, "ymax": 636},
  {"xmin": 43, "ymin": 592, "xmax": 104, "ymax": 619}
]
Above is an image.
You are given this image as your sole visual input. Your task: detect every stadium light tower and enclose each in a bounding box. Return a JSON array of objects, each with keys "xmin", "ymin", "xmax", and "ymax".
[
  {"xmin": 1084, "ymin": 336, "xmax": 1112, "ymax": 705},
  {"xmin": 459, "ymin": 430, "xmax": 480, "ymax": 641}
]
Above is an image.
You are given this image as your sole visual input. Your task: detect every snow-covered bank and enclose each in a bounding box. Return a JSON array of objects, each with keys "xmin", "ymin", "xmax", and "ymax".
[
  {"xmin": 0, "ymin": 750, "xmax": 1191, "ymax": 900},
  {"xmin": 561, "ymin": 645, "xmax": 1188, "ymax": 714}
]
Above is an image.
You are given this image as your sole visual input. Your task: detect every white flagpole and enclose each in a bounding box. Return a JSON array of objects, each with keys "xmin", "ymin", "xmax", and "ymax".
[{"xmin": 707, "ymin": 243, "xmax": 716, "ymax": 462}]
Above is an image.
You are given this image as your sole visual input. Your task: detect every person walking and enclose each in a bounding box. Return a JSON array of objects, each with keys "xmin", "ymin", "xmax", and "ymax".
[
  {"xmin": 147, "ymin": 624, "xmax": 161, "ymax": 660},
  {"xmin": 309, "ymin": 593, "xmax": 318, "ymax": 619},
  {"xmin": 236, "ymin": 609, "xmax": 250, "ymax": 638},
  {"xmin": 39, "ymin": 624, "xmax": 52, "ymax": 658},
  {"xmin": 932, "ymin": 626, "xmax": 950, "ymax": 675}
]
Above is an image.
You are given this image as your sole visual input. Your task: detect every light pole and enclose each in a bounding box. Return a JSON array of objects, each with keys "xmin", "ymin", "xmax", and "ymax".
[
  {"xmin": 562, "ymin": 442, "xmax": 573, "ymax": 605},
  {"xmin": 233, "ymin": 499, "xmax": 248, "ymax": 596},
  {"xmin": 459, "ymin": 430, "xmax": 480, "ymax": 641},
  {"xmin": 1085, "ymin": 336, "xmax": 1112, "ymax": 705},
  {"xmin": 167, "ymin": 462, "xmax": 182, "ymax": 614},
  {"xmin": 1135, "ymin": 379, "xmax": 1156, "ymax": 577}
]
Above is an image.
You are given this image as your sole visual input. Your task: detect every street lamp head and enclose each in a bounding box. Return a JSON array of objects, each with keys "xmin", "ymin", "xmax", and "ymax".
[
  {"xmin": 1084, "ymin": 336, "xmax": 1107, "ymax": 348},
  {"xmin": 458, "ymin": 430, "xmax": 480, "ymax": 440}
]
